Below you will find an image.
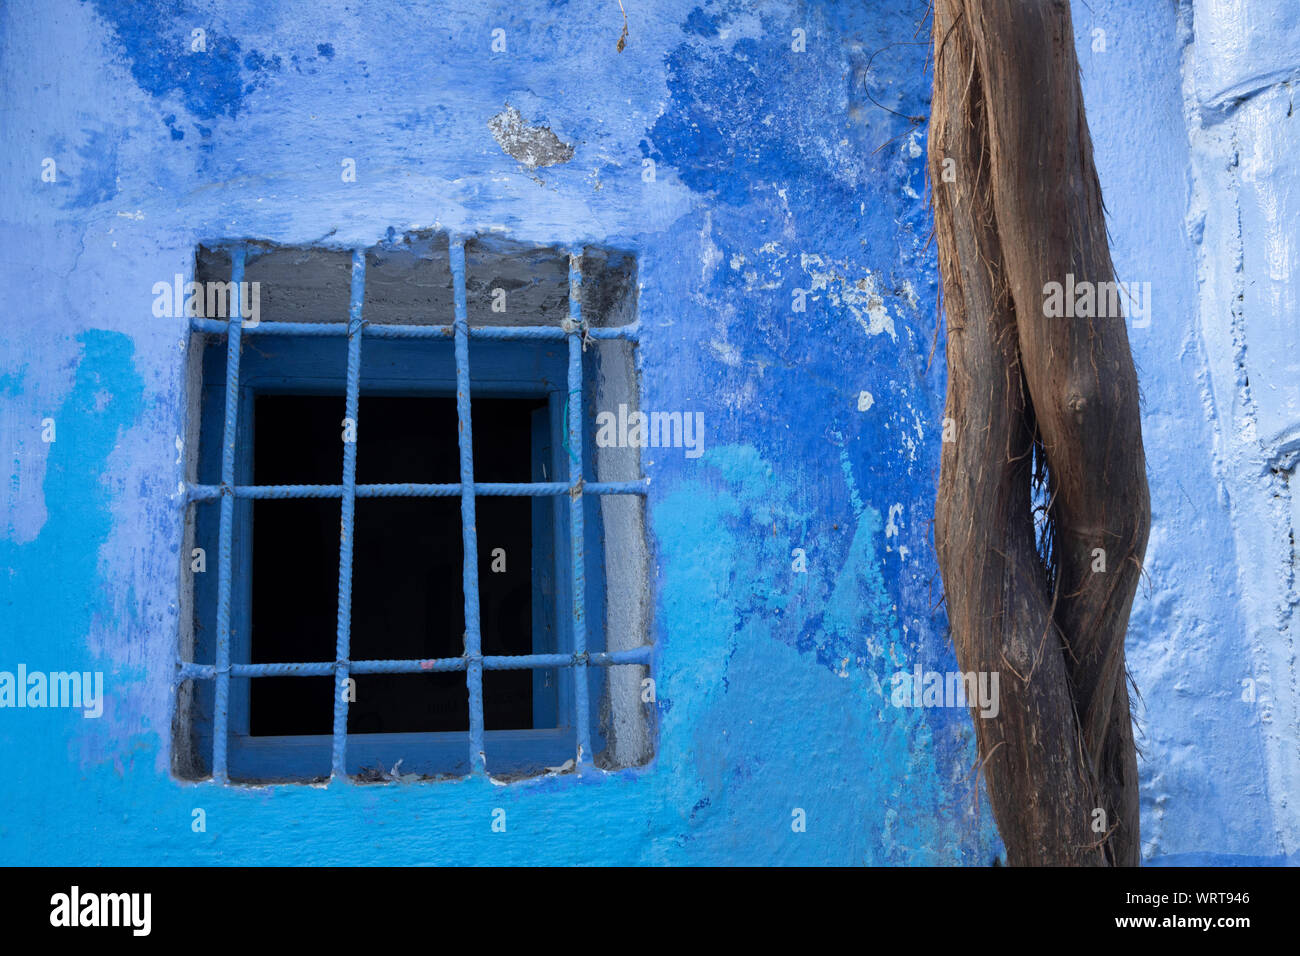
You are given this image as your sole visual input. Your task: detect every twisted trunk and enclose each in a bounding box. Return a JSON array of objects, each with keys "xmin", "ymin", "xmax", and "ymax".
[{"xmin": 928, "ymin": 0, "xmax": 1150, "ymax": 866}]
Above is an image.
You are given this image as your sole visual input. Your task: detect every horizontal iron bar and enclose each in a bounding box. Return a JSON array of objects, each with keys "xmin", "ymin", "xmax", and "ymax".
[
  {"xmin": 185, "ymin": 480, "xmax": 649, "ymax": 501},
  {"xmin": 190, "ymin": 317, "xmax": 639, "ymax": 342},
  {"xmin": 465, "ymin": 325, "xmax": 637, "ymax": 341},
  {"xmin": 189, "ymin": 319, "xmax": 348, "ymax": 336},
  {"xmin": 483, "ymin": 648, "xmax": 653, "ymax": 669},
  {"xmin": 591, "ymin": 647, "xmax": 654, "ymax": 666},
  {"xmin": 583, "ymin": 481, "xmax": 650, "ymax": 495},
  {"xmin": 349, "ymin": 323, "xmax": 451, "ymax": 339},
  {"xmin": 352, "ymin": 658, "xmax": 468, "ymax": 674},
  {"xmin": 236, "ymin": 662, "xmax": 333, "ymax": 676},
  {"xmin": 175, "ymin": 646, "xmax": 651, "ymax": 682}
]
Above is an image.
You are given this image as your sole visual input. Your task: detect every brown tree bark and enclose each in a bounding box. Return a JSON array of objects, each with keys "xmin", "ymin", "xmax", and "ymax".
[{"xmin": 928, "ymin": 0, "xmax": 1150, "ymax": 866}]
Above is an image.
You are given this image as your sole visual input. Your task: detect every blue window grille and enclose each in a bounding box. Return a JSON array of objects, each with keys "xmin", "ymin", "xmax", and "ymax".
[{"xmin": 176, "ymin": 238, "xmax": 650, "ymax": 783}]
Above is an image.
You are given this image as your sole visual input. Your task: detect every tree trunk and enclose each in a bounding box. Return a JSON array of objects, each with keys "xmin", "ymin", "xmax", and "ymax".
[{"xmin": 928, "ymin": 0, "xmax": 1150, "ymax": 866}]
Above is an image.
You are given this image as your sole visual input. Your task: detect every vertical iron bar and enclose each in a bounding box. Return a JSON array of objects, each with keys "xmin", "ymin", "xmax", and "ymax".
[
  {"xmin": 330, "ymin": 248, "xmax": 365, "ymax": 780},
  {"xmin": 451, "ymin": 237, "xmax": 486, "ymax": 775},
  {"xmin": 212, "ymin": 244, "xmax": 245, "ymax": 783},
  {"xmin": 567, "ymin": 248, "xmax": 593, "ymax": 766}
]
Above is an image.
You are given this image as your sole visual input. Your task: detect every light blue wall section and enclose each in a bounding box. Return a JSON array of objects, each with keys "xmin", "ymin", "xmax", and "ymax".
[
  {"xmin": 0, "ymin": 0, "xmax": 1292, "ymax": 865},
  {"xmin": 1074, "ymin": 0, "xmax": 1298, "ymax": 865}
]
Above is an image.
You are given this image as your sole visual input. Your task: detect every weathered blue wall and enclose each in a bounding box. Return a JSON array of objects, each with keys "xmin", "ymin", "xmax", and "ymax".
[
  {"xmin": 1072, "ymin": 0, "xmax": 1299, "ymax": 865},
  {"xmin": 0, "ymin": 0, "xmax": 1293, "ymax": 865}
]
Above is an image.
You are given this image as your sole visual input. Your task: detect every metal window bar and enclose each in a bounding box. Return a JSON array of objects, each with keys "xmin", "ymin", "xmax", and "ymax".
[
  {"xmin": 182, "ymin": 240, "xmax": 647, "ymax": 783},
  {"xmin": 330, "ymin": 249, "xmax": 365, "ymax": 777},
  {"xmin": 450, "ymin": 239, "xmax": 486, "ymax": 776},
  {"xmin": 209, "ymin": 246, "xmax": 245, "ymax": 784},
  {"xmin": 565, "ymin": 253, "xmax": 592, "ymax": 766}
]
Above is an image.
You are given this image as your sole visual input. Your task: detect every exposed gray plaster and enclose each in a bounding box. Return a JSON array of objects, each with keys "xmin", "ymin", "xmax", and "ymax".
[{"xmin": 488, "ymin": 105, "xmax": 575, "ymax": 168}]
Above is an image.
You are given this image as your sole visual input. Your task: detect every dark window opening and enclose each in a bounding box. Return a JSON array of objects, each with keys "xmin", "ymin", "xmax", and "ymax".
[{"xmin": 249, "ymin": 394, "xmax": 546, "ymax": 736}]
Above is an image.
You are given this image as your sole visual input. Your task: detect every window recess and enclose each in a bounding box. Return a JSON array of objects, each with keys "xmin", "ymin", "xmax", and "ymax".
[{"xmin": 173, "ymin": 235, "xmax": 652, "ymax": 784}]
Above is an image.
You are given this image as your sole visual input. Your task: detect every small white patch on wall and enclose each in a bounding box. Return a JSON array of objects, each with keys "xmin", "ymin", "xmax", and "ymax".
[
  {"xmin": 885, "ymin": 503, "xmax": 903, "ymax": 539},
  {"xmin": 900, "ymin": 279, "xmax": 919, "ymax": 310},
  {"xmin": 710, "ymin": 339, "xmax": 742, "ymax": 367},
  {"xmin": 884, "ymin": 503, "xmax": 909, "ymax": 562},
  {"xmin": 700, "ymin": 211, "xmax": 723, "ymax": 282}
]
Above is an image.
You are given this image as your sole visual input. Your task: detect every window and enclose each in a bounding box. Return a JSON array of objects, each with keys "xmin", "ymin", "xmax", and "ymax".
[{"xmin": 173, "ymin": 235, "xmax": 652, "ymax": 783}]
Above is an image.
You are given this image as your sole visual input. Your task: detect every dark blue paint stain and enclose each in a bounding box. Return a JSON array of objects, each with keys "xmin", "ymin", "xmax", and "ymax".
[
  {"xmin": 646, "ymin": 34, "xmax": 830, "ymax": 204},
  {"xmin": 242, "ymin": 50, "xmax": 282, "ymax": 95},
  {"xmin": 644, "ymin": 0, "xmax": 943, "ymax": 686},
  {"xmin": 684, "ymin": 6, "xmax": 721, "ymax": 38},
  {"xmin": 316, "ymin": 42, "xmax": 335, "ymax": 58},
  {"xmin": 83, "ymin": 0, "xmax": 280, "ymax": 123},
  {"xmin": 647, "ymin": 4, "xmax": 926, "ymax": 205},
  {"xmin": 792, "ymin": 613, "xmax": 826, "ymax": 658}
]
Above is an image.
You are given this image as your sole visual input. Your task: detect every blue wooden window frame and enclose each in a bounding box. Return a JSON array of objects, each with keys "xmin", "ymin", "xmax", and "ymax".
[{"xmin": 179, "ymin": 240, "xmax": 649, "ymax": 783}]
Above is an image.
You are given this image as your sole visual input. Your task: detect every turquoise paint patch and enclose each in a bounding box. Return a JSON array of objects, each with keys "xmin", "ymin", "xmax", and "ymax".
[
  {"xmin": 0, "ymin": 330, "xmax": 144, "ymax": 785},
  {"xmin": 0, "ymin": 331, "xmax": 144, "ymax": 649},
  {"xmin": 651, "ymin": 444, "xmax": 997, "ymax": 863}
]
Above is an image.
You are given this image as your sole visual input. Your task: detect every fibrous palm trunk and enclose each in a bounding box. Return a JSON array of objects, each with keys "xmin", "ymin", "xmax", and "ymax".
[{"xmin": 928, "ymin": 0, "xmax": 1150, "ymax": 866}]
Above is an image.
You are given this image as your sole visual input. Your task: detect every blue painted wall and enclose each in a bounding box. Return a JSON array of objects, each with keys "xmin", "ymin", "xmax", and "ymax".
[
  {"xmin": 0, "ymin": 0, "xmax": 1293, "ymax": 865},
  {"xmin": 1072, "ymin": 0, "xmax": 1299, "ymax": 865}
]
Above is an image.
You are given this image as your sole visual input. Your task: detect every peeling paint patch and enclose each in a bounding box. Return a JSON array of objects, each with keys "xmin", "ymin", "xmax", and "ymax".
[
  {"xmin": 884, "ymin": 503, "xmax": 902, "ymax": 539},
  {"xmin": 799, "ymin": 254, "xmax": 897, "ymax": 341},
  {"xmin": 488, "ymin": 106, "xmax": 575, "ymax": 168},
  {"xmin": 709, "ymin": 339, "xmax": 742, "ymax": 367},
  {"xmin": 900, "ymin": 279, "xmax": 919, "ymax": 310},
  {"xmin": 700, "ymin": 212, "xmax": 723, "ymax": 281}
]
